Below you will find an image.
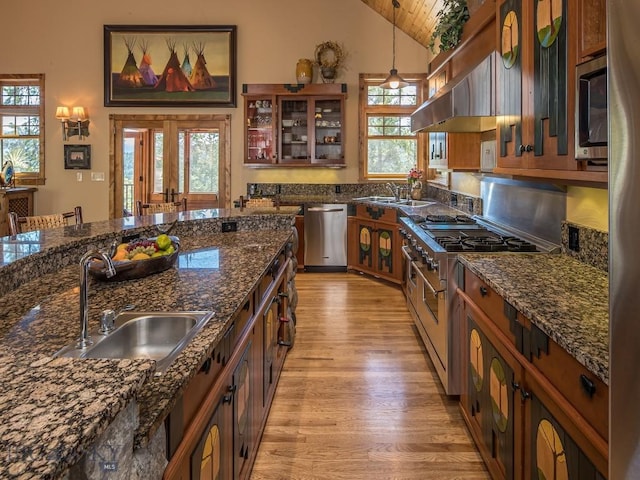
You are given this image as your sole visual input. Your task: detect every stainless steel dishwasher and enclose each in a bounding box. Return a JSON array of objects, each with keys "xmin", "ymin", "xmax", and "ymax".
[{"xmin": 304, "ymin": 204, "xmax": 347, "ymax": 271}]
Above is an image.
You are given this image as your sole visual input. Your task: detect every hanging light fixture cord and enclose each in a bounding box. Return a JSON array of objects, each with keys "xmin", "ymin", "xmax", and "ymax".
[{"xmin": 391, "ymin": 0, "xmax": 399, "ymax": 70}]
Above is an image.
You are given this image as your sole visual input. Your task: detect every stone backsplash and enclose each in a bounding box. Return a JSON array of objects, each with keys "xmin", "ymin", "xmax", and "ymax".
[
  {"xmin": 246, "ymin": 182, "xmax": 483, "ymax": 216},
  {"xmin": 561, "ymin": 221, "xmax": 608, "ymax": 272},
  {"xmin": 246, "ymin": 182, "xmax": 397, "ymax": 198},
  {"xmin": 426, "ymin": 182, "xmax": 483, "ymax": 216}
]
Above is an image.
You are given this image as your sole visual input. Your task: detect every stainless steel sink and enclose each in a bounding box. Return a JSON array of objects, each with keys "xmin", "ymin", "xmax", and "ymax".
[
  {"xmin": 352, "ymin": 196, "xmax": 397, "ymax": 203},
  {"xmin": 56, "ymin": 311, "xmax": 214, "ymax": 374},
  {"xmin": 392, "ymin": 199, "xmax": 435, "ymax": 207},
  {"xmin": 353, "ymin": 196, "xmax": 434, "ymax": 207}
]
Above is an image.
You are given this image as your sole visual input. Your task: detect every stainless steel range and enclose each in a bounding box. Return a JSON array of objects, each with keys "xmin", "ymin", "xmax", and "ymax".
[{"xmin": 399, "ymin": 178, "xmax": 563, "ymax": 395}]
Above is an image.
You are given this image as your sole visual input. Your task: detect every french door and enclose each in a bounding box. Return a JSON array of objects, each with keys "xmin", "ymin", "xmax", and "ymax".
[{"xmin": 111, "ymin": 114, "xmax": 231, "ymax": 218}]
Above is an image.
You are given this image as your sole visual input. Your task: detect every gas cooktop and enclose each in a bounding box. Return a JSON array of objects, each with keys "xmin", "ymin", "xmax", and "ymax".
[{"xmin": 425, "ymin": 228, "xmax": 539, "ymax": 252}]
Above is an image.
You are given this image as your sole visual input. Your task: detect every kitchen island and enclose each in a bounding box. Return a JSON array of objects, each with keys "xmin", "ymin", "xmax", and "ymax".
[{"xmin": 0, "ymin": 207, "xmax": 298, "ymax": 479}]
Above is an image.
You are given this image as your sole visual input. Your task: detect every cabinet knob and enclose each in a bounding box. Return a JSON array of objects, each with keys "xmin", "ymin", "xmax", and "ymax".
[
  {"xmin": 580, "ymin": 374, "xmax": 596, "ymax": 398},
  {"xmin": 479, "ymin": 286, "xmax": 488, "ymax": 297},
  {"xmin": 518, "ymin": 144, "xmax": 534, "ymax": 153}
]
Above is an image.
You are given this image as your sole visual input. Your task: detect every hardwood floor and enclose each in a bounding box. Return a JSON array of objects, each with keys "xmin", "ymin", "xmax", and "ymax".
[{"xmin": 250, "ymin": 272, "xmax": 489, "ymax": 480}]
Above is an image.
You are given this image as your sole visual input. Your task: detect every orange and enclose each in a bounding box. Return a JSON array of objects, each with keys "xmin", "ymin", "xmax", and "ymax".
[{"xmin": 112, "ymin": 249, "xmax": 128, "ymax": 261}]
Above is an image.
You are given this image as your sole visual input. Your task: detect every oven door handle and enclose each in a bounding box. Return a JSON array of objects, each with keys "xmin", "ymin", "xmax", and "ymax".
[
  {"xmin": 401, "ymin": 245, "xmax": 414, "ymax": 261},
  {"xmin": 415, "ymin": 267, "xmax": 445, "ymax": 296}
]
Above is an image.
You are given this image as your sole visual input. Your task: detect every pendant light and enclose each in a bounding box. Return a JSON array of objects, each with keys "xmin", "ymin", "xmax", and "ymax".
[{"xmin": 380, "ymin": 0, "xmax": 409, "ymax": 90}]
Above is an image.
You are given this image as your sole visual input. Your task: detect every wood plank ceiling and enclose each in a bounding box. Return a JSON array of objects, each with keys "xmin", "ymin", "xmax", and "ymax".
[
  {"xmin": 360, "ymin": 0, "xmax": 445, "ymax": 50},
  {"xmin": 361, "ymin": 0, "xmax": 486, "ymax": 52}
]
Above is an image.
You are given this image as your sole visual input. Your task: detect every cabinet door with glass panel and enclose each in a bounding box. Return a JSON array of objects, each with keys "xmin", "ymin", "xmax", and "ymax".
[
  {"xmin": 245, "ymin": 95, "xmax": 277, "ymax": 165},
  {"xmin": 243, "ymin": 84, "xmax": 346, "ymax": 167}
]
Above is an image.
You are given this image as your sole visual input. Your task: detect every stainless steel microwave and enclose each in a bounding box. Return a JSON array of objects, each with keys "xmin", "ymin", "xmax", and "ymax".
[{"xmin": 575, "ymin": 55, "xmax": 607, "ymax": 165}]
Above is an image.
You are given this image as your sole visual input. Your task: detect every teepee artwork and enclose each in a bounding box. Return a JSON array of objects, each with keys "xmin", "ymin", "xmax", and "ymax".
[
  {"xmin": 181, "ymin": 44, "xmax": 193, "ymax": 78},
  {"xmin": 155, "ymin": 39, "xmax": 194, "ymax": 93},
  {"xmin": 190, "ymin": 42, "xmax": 216, "ymax": 90},
  {"xmin": 105, "ymin": 25, "xmax": 236, "ymax": 106},
  {"xmin": 118, "ymin": 37, "xmax": 144, "ymax": 88},
  {"xmin": 138, "ymin": 39, "xmax": 158, "ymax": 86}
]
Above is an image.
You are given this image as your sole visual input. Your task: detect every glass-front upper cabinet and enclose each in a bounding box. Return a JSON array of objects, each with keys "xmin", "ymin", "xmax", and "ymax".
[
  {"xmin": 280, "ymin": 98, "xmax": 309, "ymax": 164},
  {"xmin": 244, "ymin": 94, "xmax": 276, "ymax": 165},
  {"xmin": 243, "ymin": 83, "xmax": 347, "ymax": 167},
  {"xmin": 313, "ymin": 98, "xmax": 343, "ymax": 164}
]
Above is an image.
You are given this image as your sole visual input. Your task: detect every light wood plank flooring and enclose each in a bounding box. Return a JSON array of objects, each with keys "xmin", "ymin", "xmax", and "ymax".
[{"xmin": 250, "ymin": 272, "xmax": 489, "ymax": 480}]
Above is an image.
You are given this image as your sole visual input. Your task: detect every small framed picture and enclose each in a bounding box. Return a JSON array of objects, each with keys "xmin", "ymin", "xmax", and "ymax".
[{"xmin": 64, "ymin": 145, "xmax": 91, "ymax": 169}]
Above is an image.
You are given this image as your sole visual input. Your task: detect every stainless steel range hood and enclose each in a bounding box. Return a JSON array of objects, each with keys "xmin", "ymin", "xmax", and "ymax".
[{"xmin": 411, "ymin": 53, "xmax": 496, "ymax": 133}]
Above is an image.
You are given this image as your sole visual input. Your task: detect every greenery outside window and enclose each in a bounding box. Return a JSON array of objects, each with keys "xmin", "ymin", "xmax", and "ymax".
[
  {"xmin": 0, "ymin": 74, "xmax": 45, "ymax": 185},
  {"xmin": 359, "ymin": 73, "xmax": 427, "ymax": 181}
]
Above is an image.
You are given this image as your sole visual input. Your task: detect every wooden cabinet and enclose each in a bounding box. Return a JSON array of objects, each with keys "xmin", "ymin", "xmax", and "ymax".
[
  {"xmin": 462, "ymin": 313, "xmax": 522, "ymax": 480},
  {"xmin": 188, "ymin": 370, "xmax": 234, "ymax": 480},
  {"xmin": 294, "ymin": 215, "xmax": 304, "ymax": 270},
  {"xmin": 164, "ymin": 249, "xmax": 291, "ymax": 480},
  {"xmin": 428, "ymin": 132, "xmax": 481, "ymax": 170},
  {"xmin": 494, "ymin": 0, "xmax": 607, "ymax": 184},
  {"xmin": 0, "ymin": 187, "xmax": 36, "ymax": 236},
  {"xmin": 577, "ymin": 0, "xmax": 606, "ymax": 61},
  {"xmin": 242, "ymin": 83, "xmax": 347, "ymax": 167},
  {"xmin": 348, "ymin": 204, "xmax": 402, "ymax": 284},
  {"xmin": 459, "ymin": 265, "xmax": 608, "ymax": 479}
]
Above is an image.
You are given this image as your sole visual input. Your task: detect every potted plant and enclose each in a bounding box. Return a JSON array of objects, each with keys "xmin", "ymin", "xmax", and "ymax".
[
  {"xmin": 314, "ymin": 41, "xmax": 346, "ymax": 83},
  {"xmin": 428, "ymin": 0, "xmax": 470, "ymax": 54}
]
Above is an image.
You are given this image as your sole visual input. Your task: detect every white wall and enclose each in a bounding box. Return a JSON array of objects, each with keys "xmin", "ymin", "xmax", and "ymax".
[{"xmin": 1, "ymin": 0, "xmax": 429, "ymax": 221}]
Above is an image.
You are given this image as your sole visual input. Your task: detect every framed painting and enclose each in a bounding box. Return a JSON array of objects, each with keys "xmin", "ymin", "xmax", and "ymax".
[
  {"xmin": 104, "ymin": 25, "xmax": 237, "ymax": 107},
  {"xmin": 64, "ymin": 145, "xmax": 91, "ymax": 170}
]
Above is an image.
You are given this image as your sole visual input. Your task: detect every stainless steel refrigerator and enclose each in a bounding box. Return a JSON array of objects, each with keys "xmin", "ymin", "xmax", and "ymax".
[{"xmin": 609, "ymin": 1, "xmax": 640, "ymax": 478}]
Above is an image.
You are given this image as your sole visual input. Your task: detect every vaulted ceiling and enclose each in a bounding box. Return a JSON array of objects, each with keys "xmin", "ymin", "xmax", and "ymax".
[{"xmin": 360, "ymin": 0, "xmax": 445, "ymax": 50}]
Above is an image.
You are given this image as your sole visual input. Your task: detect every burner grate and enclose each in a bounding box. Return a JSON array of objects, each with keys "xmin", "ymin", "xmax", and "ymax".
[{"xmin": 435, "ymin": 233, "xmax": 539, "ymax": 252}]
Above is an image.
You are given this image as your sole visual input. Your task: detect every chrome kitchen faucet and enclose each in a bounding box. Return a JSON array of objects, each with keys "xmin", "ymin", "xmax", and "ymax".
[{"xmin": 78, "ymin": 250, "xmax": 116, "ymax": 348}]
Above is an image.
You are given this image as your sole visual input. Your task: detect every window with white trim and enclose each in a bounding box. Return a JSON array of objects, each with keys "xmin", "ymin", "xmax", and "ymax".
[
  {"xmin": 359, "ymin": 73, "xmax": 427, "ymax": 181},
  {"xmin": 0, "ymin": 74, "xmax": 45, "ymax": 185}
]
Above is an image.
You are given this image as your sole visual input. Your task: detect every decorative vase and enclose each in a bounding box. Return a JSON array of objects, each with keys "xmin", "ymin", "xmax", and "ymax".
[
  {"xmin": 410, "ymin": 180, "xmax": 423, "ymax": 200},
  {"xmin": 296, "ymin": 58, "xmax": 313, "ymax": 84},
  {"xmin": 320, "ymin": 66, "xmax": 336, "ymax": 83}
]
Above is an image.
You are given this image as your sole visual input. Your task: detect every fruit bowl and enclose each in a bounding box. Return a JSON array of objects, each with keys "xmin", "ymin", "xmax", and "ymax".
[{"xmin": 89, "ymin": 238, "xmax": 180, "ymax": 282}]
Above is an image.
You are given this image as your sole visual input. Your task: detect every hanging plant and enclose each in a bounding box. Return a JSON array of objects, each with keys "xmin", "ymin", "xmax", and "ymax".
[{"xmin": 428, "ymin": 0, "xmax": 470, "ymax": 54}]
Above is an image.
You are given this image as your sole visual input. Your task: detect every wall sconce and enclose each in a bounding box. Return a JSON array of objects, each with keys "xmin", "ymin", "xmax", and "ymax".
[{"xmin": 55, "ymin": 106, "xmax": 90, "ymax": 141}]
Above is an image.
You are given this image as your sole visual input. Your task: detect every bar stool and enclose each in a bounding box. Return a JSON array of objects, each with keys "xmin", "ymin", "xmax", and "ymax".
[{"xmin": 8, "ymin": 206, "xmax": 83, "ymax": 235}]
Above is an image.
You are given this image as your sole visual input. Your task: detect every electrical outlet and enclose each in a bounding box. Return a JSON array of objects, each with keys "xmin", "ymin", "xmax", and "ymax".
[
  {"xmin": 568, "ymin": 226, "xmax": 580, "ymax": 252},
  {"xmin": 276, "ymin": 184, "xmax": 282, "ymax": 194},
  {"xmin": 466, "ymin": 198, "xmax": 474, "ymax": 212},
  {"xmin": 450, "ymin": 193, "xmax": 458, "ymax": 207},
  {"xmin": 335, "ymin": 185, "xmax": 341, "ymax": 194},
  {"xmin": 222, "ymin": 221, "xmax": 237, "ymax": 232}
]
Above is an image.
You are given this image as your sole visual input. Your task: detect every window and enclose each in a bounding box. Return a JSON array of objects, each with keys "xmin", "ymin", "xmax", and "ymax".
[
  {"xmin": 0, "ymin": 74, "xmax": 45, "ymax": 185},
  {"xmin": 359, "ymin": 74, "xmax": 427, "ymax": 181}
]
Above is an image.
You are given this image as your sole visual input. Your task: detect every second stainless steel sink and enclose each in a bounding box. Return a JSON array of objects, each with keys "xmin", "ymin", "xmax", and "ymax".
[{"xmin": 57, "ymin": 311, "xmax": 215, "ymax": 374}]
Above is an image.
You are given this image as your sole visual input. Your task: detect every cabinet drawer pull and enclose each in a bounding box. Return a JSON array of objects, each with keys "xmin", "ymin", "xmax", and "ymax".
[
  {"xmin": 580, "ymin": 374, "xmax": 596, "ymax": 398},
  {"xmin": 199, "ymin": 357, "xmax": 212, "ymax": 375},
  {"xmin": 479, "ymin": 286, "xmax": 488, "ymax": 297}
]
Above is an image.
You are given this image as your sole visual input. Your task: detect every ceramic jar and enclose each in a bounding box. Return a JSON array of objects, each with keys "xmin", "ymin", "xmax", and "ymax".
[{"xmin": 296, "ymin": 59, "xmax": 313, "ymax": 84}]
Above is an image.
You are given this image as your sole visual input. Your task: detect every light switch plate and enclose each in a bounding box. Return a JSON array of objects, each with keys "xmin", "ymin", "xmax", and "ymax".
[
  {"xmin": 76, "ymin": 172, "xmax": 83, "ymax": 182},
  {"xmin": 91, "ymin": 172, "xmax": 105, "ymax": 181}
]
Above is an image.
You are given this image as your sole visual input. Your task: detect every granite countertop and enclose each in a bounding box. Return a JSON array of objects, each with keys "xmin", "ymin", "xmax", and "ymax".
[
  {"xmin": 0, "ymin": 352, "xmax": 155, "ymax": 480},
  {"xmin": 0, "ymin": 209, "xmax": 296, "ymax": 477},
  {"xmin": 457, "ymin": 254, "xmax": 609, "ymax": 385}
]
